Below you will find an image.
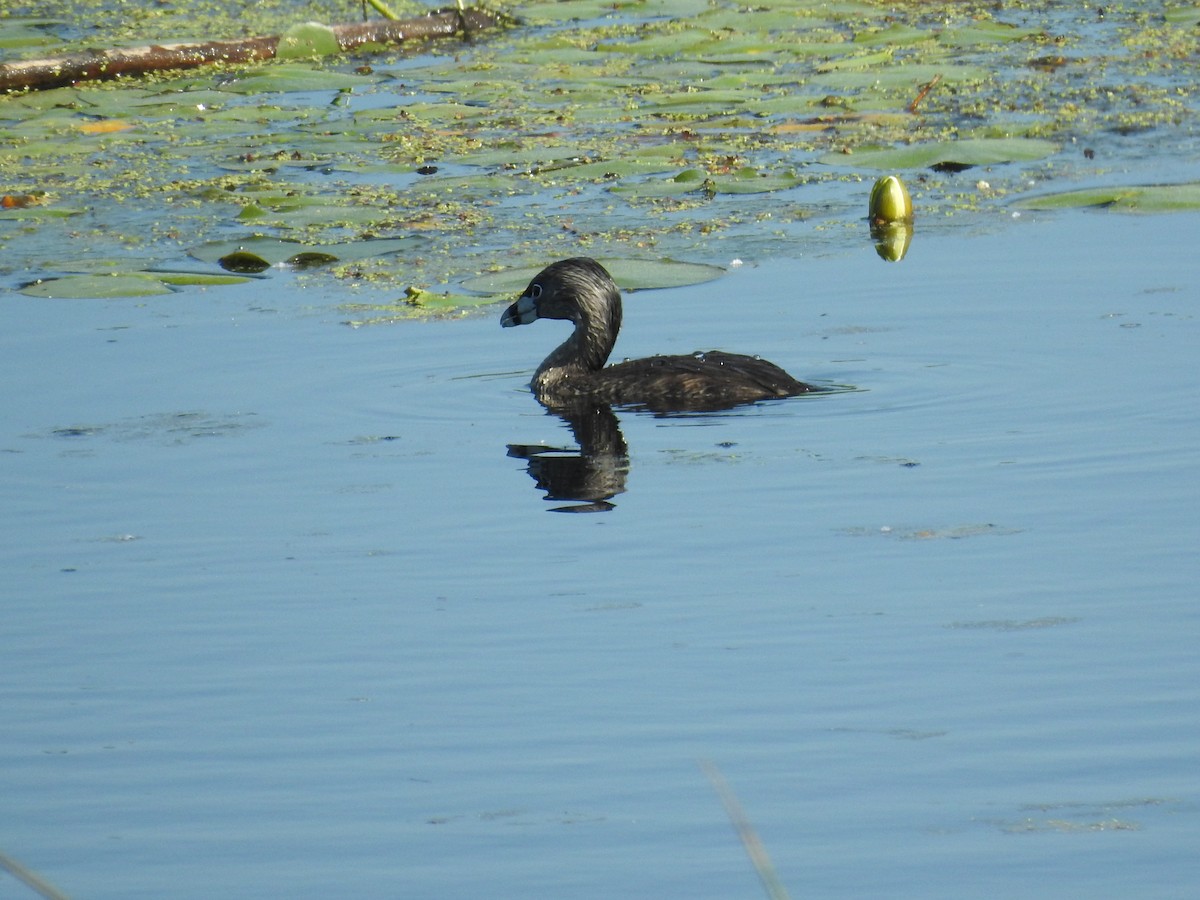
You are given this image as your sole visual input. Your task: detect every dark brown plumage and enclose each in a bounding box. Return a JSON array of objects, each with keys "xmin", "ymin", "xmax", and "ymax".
[{"xmin": 501, "ymin": 257, "xmax": 815, "ymax": 412}]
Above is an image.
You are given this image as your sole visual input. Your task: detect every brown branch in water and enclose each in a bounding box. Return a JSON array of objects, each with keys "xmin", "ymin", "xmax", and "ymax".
[
  {"xmin": 0, "ymin": 7, "xmax": 505, "ymax": 94},
  {"xmin": 908, "ymin": 73, "xmax": 942, "ymax": 113}
]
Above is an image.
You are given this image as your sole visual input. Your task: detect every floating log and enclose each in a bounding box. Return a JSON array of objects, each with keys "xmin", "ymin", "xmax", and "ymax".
[{"xmin": 0, "ymin": 7, "xmax": 505, "ymax": 93}]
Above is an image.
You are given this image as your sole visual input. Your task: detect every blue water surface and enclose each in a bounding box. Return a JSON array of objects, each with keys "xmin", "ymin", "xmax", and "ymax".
[{"xmin": 2, "ymin": 211, "xmax": 1199, "ymax": 898}]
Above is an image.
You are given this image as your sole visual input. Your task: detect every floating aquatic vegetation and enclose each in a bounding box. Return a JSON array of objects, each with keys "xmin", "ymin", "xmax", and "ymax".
[
  {"xmin": 1, "ymin": 1, "xmax": 1197, "ymax": 308},
  {"xmin": 1013, "ymin": 183, "xmax": 1200, "ymax": 213},
  {"xmin": 463, "ymin": 257, "xmax": 725, "ymax": 294},
  {"xmin": 20, "ymin": 273, "xmax": 177, "ymax": 298},
  {"xmin": 190, "ymin": 235, "xmax": 419, "ymax": 271},
  {"xmin": 827, "ymin": 138, "xmax": 1061, "ymax": 171},
  {"xmin": 344, "ymin": 256, "xmax": 726, "ymax": 324}
]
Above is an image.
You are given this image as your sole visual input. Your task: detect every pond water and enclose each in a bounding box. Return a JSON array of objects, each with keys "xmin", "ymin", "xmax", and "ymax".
[{"xmin": 3, "ymin": 210, "xmax": 1199, "ymax": 898}]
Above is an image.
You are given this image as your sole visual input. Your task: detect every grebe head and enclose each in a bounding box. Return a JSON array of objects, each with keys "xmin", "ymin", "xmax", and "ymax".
[{"xmin": 501, "ymin": 257, "xmax": 620, "ymax": 329}]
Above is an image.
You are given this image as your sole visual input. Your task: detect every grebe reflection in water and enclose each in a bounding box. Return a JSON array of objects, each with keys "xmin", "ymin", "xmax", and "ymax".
[{"xmin": 506, "ymin": 404, "xmax": 629, "ymax": 513}]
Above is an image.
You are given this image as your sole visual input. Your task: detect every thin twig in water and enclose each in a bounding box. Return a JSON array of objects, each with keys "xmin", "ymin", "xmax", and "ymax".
[
  {"xmin": 699, "ymin": 759, "xmax": 792, "ymax": 900},
  {"xmin": 909, "ymin": 73, "xmax": 942, "ymax": 113},
  {"xmin": 363, "ymin": 0, "xmax": 400, "ymax": 19},
  {"xmin": 0, "ymin": 849, "xmax": 71, "ymax": 900}
]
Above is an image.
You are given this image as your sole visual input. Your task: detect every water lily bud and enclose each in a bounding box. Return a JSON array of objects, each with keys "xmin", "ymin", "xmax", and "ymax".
[{"xmin": 869, "ymin": 175, "xmax": 913, "ymax": 225}]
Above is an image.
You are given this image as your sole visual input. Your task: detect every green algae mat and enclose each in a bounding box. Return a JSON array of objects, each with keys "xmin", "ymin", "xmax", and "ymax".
[{"xmin": 1, "ymin": 1, "xmax": 1198, "ymax": 312}]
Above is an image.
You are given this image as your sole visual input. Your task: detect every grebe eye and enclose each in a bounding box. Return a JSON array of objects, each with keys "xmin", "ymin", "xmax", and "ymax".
[{"xmin": 529, "ymin": 283, "xmax": 542, "ymax": 299}]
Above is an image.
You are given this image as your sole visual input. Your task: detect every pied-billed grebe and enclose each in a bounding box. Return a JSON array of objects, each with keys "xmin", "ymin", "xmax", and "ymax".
[{"xmin": 501, "ymin": 257, "xmax": 815, "ymax": 411}]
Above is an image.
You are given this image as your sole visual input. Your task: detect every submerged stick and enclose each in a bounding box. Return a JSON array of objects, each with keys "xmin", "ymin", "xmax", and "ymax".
[
  {"xmin": 699, "ymin": 759, "xmax": 792, "ymax": 900},
  {"xmin": 0, "ymin": 7, "xmax": 505, "ymax": 93},
  {"xmin": 0, "ymin": 849, "xmax": 71, "ymax": 900}
]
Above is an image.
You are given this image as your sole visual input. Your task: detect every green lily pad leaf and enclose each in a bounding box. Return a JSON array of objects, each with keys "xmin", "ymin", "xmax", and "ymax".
[
  {"xmin": 190, "ymin": 236, "xmax": 417, "ymax": 270},
  {"xmin": 462, "ymin": 258, "xmax": 725, "ymax": 295},
  {"xmin": 937, "ymin": 21, "xmax": 1039, "ymax": 46},
  {"xmin": 341, "ymin": 286, "xmax": 505, "ymax": 323},
  {"xmin": 713, "ymin": 168, "xmax": 804, "ymax": 194},
  {"xmin": 852, "ymin": 24, "xmax": 932, "ymax": 47},
  {"xmin": 259, "ymin": 203, "xmax": 402, "ymax": 230},
  {"xmin": 746, "ymin": 94, "xmax": 850, "ymax": 116},
  {"xmin": 216, "ymin": 63, "xmax": 373, "ymax": 94},
  {"xmin": 153, "ymin": 272, "xmax": 253, "ymax": 286},
  {"xmin": 812, "ymin": 63, "xmax": 988, "ymax": 90},
  {"xmin": 277, "ymin": 22, "xmax": 340, "ymax": 59},
  {"xmin": 217, "ymin": 154, "xmax": 335, "ymax": 174},
  {"xmin": 517, "ymin": 0, "xmax": 638, "ymax": 22},
  {"xmin": 315, "ymin": 238, "xmax": 421, "ymax": 262},
  {"xmin": 694, "ymin": 5, "xmax": 832, "ymax": 32},
  {"xmin": 403, "ymin": 286, "xmax": 500, "ymax": 311},
  {"xmin": 596, "ymin": 31, "xmax": 711, "ymax": 57},
  {"xmin": 612, "ymin": 167, "xmax": 802, "ymax": 198},
  {"xmin": 38, "ymin": 257, "xmax": 163, "ymax": 275},
  {"xmin": 527, "ymin": 157, "xmax": 679, "ymax": 182},
  {"xmin": 816, "ymin": 49, "xmax": 896, "ymax": 72},
  {"xmin": 609, "ymin": 168, "xmax": 711, "ymax": 198},
  {"xmin": 1013, "ymin": 182, "xmax": 1200, "ymax": 212},
  {"xmin": 124, "ymin": 88, "xmax": 231, "ymax": 114},
  {"xmin": 405, "ymin": 174, "xmax": 519, "ymax": 200},
  {"xmin": 20, "ymin": 274, "xmax": 174, "ymax": 299},
  {"xmin": 0, "ymin": 17, "xmax": 65, "ymax": 51},
  {"xmin": 519, "ymin": 0, "xmax": 711, "ymax": 24},
  {"xmin": 594, "ymin": 257, "xmax": 727, "ymax": 291},
  {"xmin": 639, "ymin": 88, "xmax": 768, "ymax": 112},
  {"xmin": 1164, "ymin": 7, "xmax": 1200, "ymax": 25},
  {"xmin": 0, "ymin": 205, "xmax": 85, "ymax": 220},
  {"xmin": 614, "ymin": 181, "xmax": 693, "ymax": 200},
  {"xmin": 822, "ymin": 138, "xmax": 1059, "ymax": 170},
  {"xmin": 237, "ymin": 204, "xmax": 268, "ymax": 221}
]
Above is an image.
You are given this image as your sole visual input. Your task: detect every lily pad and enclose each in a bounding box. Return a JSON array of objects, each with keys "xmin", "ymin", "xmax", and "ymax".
[
  {"xmin": 816, "ymin": 49, "xmax": 896, "ymax": 72},
  {"xmin": 189, "ymin": 236, "xmax": 418, "ymax": 270},
  {"xmin": 609, "ymin": 168, "xmax": 709, "ymax": 198},
  {"xmin": 20, "ymin": 273, "xmax": 174, "ymax": 299},
  {"xmin": 852, "ymin": 25, "xmax": 932, "ymax": 48},
  {"xmin": 823, "ymin": 138, "xmax": 1059, "ymax": 170},
  {"xmin": 1164, "ymin": 7, "xmax": 1200, "ymax": 25},
  {"xmin": 215, "ymin": 63, "xmax": 374, "ymax": 95},
  {"xmin": 519, "ymin": 0, "xmax": 712, "ymax": 23},
  {"xmin": 712, "ymin": 168, "xmax": 805, "ymax": 194},
  {"xmin": 528, "ymin": 157, "xmax": 678, "ymax": 182},
  {"xmin": 462, "ymin": 258, "xmax": 726, "ymax": 295},
  {"xmin": 1013, "ymin": 183, "xmax": 1200, "ymax": 212},
  {"xmin": 402, "ymin": 286, "xmax": 501, "ymax": 311},
  {"xmin": 0, "ymin": 17, "xmax": 65, "ymax": 51},
  {"xmin": 155, "ymin": 271, "xmax": 254, "ymax": 286},
  {"xmin": 937, "ymin": 21, "xmax": 1039, "ymax": 46},
  {"xmin": 0, "ymin": 205, "xmax": 85, "ymax": 220},
  {"xmin": 341, "ymin": 285, "xmax": 511, "ymax": 324},
  {"xmin": 277, "ymin": 22, "xmax": 340, "ymax": 60},
  {"xmin": 812, "ymin": 63, "xmax": 989, "ymax": 91},
  {"xmin": 612, "ymin": 167, "xmax": 803, "ymax": 198}
]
